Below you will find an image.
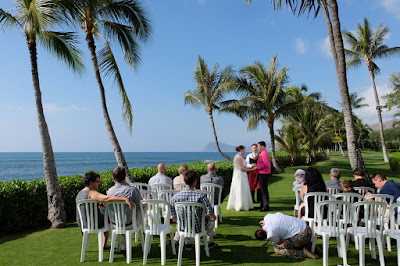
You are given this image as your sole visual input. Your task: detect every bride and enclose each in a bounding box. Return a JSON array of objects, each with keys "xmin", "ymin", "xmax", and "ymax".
[{"xmin": 227, "ymin": 145, "xmax": 255, "ymax": 211}]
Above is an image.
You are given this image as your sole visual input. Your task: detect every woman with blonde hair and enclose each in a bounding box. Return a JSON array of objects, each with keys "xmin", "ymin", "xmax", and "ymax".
[{"xmin": 173, "ymin": 164, "xmax": 189, "ymax": 191}]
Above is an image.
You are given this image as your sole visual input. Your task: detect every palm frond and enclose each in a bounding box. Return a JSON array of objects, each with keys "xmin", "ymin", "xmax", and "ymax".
[
  {"xmin": 98, "ymin": 41, "xmax": 133, "ymax": 130},
  {"xmin": 247, "ymin": 115, "xmax": 266, "ymax": 130},
  {"xmin": 184, "ymin": 91, "xmax": 203, "ymax": 108},
  {"xmin": 346, "ymin": 58, "xmax": 362, "ymax": 69},
  {"xmin": 0, "ymin": 8, "xmax": 20, "ymax": 27}
]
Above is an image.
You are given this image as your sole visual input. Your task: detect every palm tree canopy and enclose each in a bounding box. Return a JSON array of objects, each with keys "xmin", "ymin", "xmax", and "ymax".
[
  {"xmin": 343, "ymin": 18, "xmax": 400, "ymax": 76},
  {"xmin": 338, "ymin": 92, "xmax": 368, "ymax": 109}
]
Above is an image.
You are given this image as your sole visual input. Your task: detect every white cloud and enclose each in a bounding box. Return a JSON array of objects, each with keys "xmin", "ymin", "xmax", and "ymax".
[
  {"xmin": 43, "ymin": 103, "xmax": 86, "ymax": 113},
  {"xmin": 380, "ymin": 0, "xmax": 400, "ymax": 20},
  {"xmin": 295, "ymin": 38, "xmax": 307, "ymax": 54},
  {"xmin": 320, "ymin": 36, "xmax": 332, "ymax": 57},
  {"xmin": 352, "ymin": 85, "xmax": 397, "ymax": 125}
]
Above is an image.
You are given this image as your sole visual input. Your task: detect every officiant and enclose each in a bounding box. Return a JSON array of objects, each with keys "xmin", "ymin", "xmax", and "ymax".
[{"xmin": 245, "ymin": 144, "xmax": 261, "ymax": 203}]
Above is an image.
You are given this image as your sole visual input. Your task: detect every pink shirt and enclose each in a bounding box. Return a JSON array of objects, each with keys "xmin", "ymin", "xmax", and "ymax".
[{"xmin": 256, "ymin": 149, "xmax": 271, "ymax": 174}]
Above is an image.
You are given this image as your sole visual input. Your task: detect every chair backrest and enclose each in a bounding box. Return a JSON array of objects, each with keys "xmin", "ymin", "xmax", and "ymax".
[
  {"xmin": 200, "ymin": 183, "xmax": 223, "ymax": 206},
  {"xmin": 76, "ymin": 199, "xmax": 107, "ymax": 232},
  {"xmin": 350, "ymin": 201, "xmax": 386, "ymax": 238},
  {"xmin": 174, "ymin": 202, "xmax": 206, "ymax": 238},
  {"xmin": 131, "ymin": 182, "xmax": 150, "ymax": 191},
  {"xmin": 354, "ymin": 186, "xmax": 375, "ymax": 197},
  {"xmin": 315, "ymin": 200, "xmax": 352, "ymax": 236},
  {"xmin": 150, "ymin": 183, "xmax": 173, "ymax": 194},
  {"xmin": 174, "ymin": 183, "xmax": 186, "ymax": 191},
  {"xmin": 195, "ymin": 189, "xmax": 214, "ymax": 207},
  {"xmin": 140, "ymin": 190, "xmax": 157, "ymax": 200},
  {"xmin": 388, "ymin": 203, "xmax": 400, "ymax": 236},
  {"xmin": 105, "ymin": 201, "xmax": 138, "ymax": 234},
  {"xmin": 365, "ymin": 193, "xmax": 394, "ymax": 206},
  {"xmin": 158, "ymin": 190, "xmax": 177, "ymax": 202},
  {"xmin": 334, "ymin": 192, "xmax": 363, "ymax": 204},
  {"xmin": 140, "ymin": 200, "xmax": 171, "ymax": 235},
  {"xmin": 294, "ymin": 187, "xmax": 303, "ymax": 209},
  {"xmin": 303, "ymin": 192, "xmax": 335, "ymax": 219},
  {"xmin": 327, "ymin": 186, "xmax": 343, "ymax": 195}
]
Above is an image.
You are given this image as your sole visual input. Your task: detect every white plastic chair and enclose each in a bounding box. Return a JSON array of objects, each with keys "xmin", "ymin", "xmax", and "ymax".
[
  {"xmin": 141, "ymin": 200, "xmax": 176, "ymax": 265},
  {"xmin": 76, "ymin": 199, "xmax": 108, "ymax": 262},
  {"xmin": 327, "ymin": 186, "xmax": 343, "ymax": 195},
  {"xmin": 354, "ymin": 186, "xmax": 375, "ymax": 196},
  {"xmin": 383, "ymin": 203, "xmax": 400, "ymax": 266},
  {"xmin": 303, "ymin": 192, "xmax": 335, "ymax": 252},
  {"xmin": 141, "ymin": 190, "xmax": 157, "ymax": 200},
  {"xmin": 174, "ymin": 202, "xmax": 210, "ymax": 266},
  {"xmin": 174, "ymin": 183, "xmax": 186, "ymax": 191},
  {"xmin": 200, "ymin": 183, "xmax": 223, "ymax": 228},
  {"xmin": 151, "ymin": 183, "xmax": 173, "ymax": 195},
  {"xmin": 315, "ymin": 200, "xmax": 351, "ymax": 266},
  {"xmin": 346, "ymin": 201, "xmax": 386, "ymax": 266},
  {"xmin": 106, "ymin": 201, "xmax": 143, "ymax": 263},
  {"xmin": 158, "ymin": 190, "xmax": 177, "ymax": 202},
  {"xmin": 131, "ymin": 182, "xmax": 151, "ymax": 191},
  {"xmin": 293, "ymin": 187, "xmax": 303, "ymax": 217}
]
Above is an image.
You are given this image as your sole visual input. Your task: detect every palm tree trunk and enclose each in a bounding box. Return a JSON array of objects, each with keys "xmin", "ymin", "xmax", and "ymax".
[
  {"xmin": 208, "ymin": 111, "xmax": 232, "ymax": 161},
  {"xmin": 338, "ymin": 142, "xmax": 346, "ymax": 157},
  {"xmin": 268, "ymin": 120, "xmax": 282, "ymax": 173},
  {"xmin": 323, "ymin": 0, "xmax": 367, "ymax": 173},
  {"xmin": 85, "ymin": 30, "xmax": 134, "ymax": 182},
  {"xmin": 28, "ymin": 40, "xmax": 66, "ymax": 228},
  {"xmin": 368, "ymin": 69, "xmax": 389, "ymax": 162}
]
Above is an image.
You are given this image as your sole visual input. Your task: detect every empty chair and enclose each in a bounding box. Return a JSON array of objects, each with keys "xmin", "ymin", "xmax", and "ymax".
[
  {"xmin": 314, "ymin": 200, "xmax": 351, "ymax": 266},
  {"xmin": 346, "ymin": 201, "xmax": 386, "ymax": 266},
  {"xmin": 174, "ymin": 202, "xmax": 210, "ymax": 266},
  {"xmin": 293, "ymin": 187, "xmax": 303, "ymax": 217},
  {"xmin": 131, "ymin": 182, "xmax": 151, "ymax": 191},
  {"xmin": 151, "ymin": 183, "xmax": 173, "ymax": 195},
  {"xmin": 354, "ymin": 186, "xmax": 375, "ymax": 197},
  {"xmin": 200, "ymin": 183, "xmax": 223, "ymax": 228},
  {"xmin": 158, "ymin": 190, "xmax": 177, "ymax": 202},
  {"xmin": 327, "ymin": 186, "xmax": 343, "ymax": 195},
  {"xmin": 174, "ymin": 183, "xmax": 186, "ymax": 191},
  {"xmin": 76, "ymin": 199, "xmax": 109, "ymax": 262},
  {"xmin": 383, "ymin": 203, "xmax": 400, "ymax": 266},
  {"xmin": 106, "ymin": 202, "xmax": 143, "ymax": 263},
  {"xmin": 141, "ymin": 200, "xmax": 176, "ymax": 265}
]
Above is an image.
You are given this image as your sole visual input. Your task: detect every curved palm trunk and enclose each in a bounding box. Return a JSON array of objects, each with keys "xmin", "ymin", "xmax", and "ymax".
[
  {"xmin": 322, "ymin": 0, "xmax": 367, "ymax": 174},
  {"xmin": 208, "ymin": 111, "xmax": 232, "ymax": 161},
  {"xmin": 28, "ymin": 40, "xmax": 66, "ymax": 228},
  {"xmin": 85, "ymin": 30, "xmax": 134, "ymax": 182},
  {"xmin": 338, "ymin": 142, "xmax": 346, "ymax": 157},
  {"xmin": 268, "ymin": 120, "xmax": 282, "ymax": 173},
  {"xmin": 368, "ymin": 68, "xmax": 389, "ymax": 162}
]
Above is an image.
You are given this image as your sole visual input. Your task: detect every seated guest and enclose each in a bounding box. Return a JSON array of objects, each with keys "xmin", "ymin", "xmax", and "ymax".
[
  {"xmin": 341, "ymin": 178, "xmax": 358, "ymax": 194},
  {"xmin": 255, "ymin": 212, "xmax": 318, "ymax": 259},
  {"xmin": 76, "ymin": 171, "xmax": 135, "ymax": 249},
  {"xmin": 173, "ymin": 164, "xmax": 189, "ymax": 191},
  {"xmin": 353, "ymin": 168, "xmax": 376, "ymax": 191},
  {"xmin": 292, "ymin": 169, "xmax": 305, "ymax": 192},
  {"xmin": 148, "ymin": 163, "xmax": 173, "ymax": 187},
  {"xmin": 367, "ymin": 172, "xmax": 400, "ymax": 204},
  {"xmin": 200, "ymin": 163, "xmax": 230, "ymax": 204},
  {"xmin": 170, "ymin": 170, "xmax": 217, "ymax": 249},
  {"xmin": 325, "ymin": 168, "xmax": 341, "ymax": 187},
  {"xmin": 299, "ymin": 167, "xmax": 327, "ymax": 219}
]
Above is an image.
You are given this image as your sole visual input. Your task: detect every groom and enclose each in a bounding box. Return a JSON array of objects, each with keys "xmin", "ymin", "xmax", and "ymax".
[{"xmin": 256, "ymin": 141, "xmax": 272, "ymax": 212}]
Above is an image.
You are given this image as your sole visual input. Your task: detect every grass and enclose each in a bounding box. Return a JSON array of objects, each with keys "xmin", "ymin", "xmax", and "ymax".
[{"xmin": 1, "ymin": 150, "xmax": 399, "ymax": 265}]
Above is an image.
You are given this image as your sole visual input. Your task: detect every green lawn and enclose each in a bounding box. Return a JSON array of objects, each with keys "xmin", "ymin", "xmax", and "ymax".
[{"xmin": 1, "ymin": 151, "xmax": 399, "ymax": 265}]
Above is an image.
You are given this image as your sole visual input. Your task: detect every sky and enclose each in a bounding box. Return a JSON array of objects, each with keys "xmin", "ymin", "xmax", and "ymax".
[{"xmin": 0, "ymin": 0, "xmax": 400, "ymax": 152}]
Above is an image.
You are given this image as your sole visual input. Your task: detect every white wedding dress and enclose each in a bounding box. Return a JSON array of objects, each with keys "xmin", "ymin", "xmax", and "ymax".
[{"xmin": 227, "ymin": 154, "xmax": 254, "ymax": 211}]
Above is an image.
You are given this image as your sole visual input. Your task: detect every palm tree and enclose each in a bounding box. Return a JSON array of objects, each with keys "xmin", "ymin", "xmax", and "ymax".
[
  {"xmin": 246, "ymin": 0, "xmax": 367, "ymax": 172},
  {"xmin": 184, "ymin": 55, "xmax": 233, "ymax": 161},
  {"xmin": 65, "ymin": 0, "xmax": 151, "ymax": 181},
  {"xmin": 338, "ymin": 92, "xmax": 369, "ymax": 110},
  {"xmin": 275, "ymin": 125, "xmax": 305, "ymax": 165},
  {"xmin": 344, "ymin": 18, "xmax": 400, "ymax": 163},
  {"xmin": 0, "ymin": 1, "xmax": 84, "ymax": 227},
  {"xmin": 221, "ymin": 56, "xmax": 289, "ymax": 173}
]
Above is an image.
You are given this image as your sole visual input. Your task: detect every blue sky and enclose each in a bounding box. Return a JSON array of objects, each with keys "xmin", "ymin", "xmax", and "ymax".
[{"xmin": 0, "ymin": 0, "xmax": 399, "ymax": 152}]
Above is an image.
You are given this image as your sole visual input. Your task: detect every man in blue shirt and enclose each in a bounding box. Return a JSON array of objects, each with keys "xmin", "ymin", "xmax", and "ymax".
[{"xmin": 369, "ymin": 173, "xmax": 400, "ymax": 204}]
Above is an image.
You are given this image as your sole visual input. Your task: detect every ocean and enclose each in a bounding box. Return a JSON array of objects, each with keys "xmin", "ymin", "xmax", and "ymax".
[{"xmin": 0, "ymin": 152, "xmax": 236, "ymax": 182}]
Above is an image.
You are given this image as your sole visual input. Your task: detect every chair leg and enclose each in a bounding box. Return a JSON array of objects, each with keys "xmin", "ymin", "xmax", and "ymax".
[
  {"xmin": 109, "ymin": 231, "xmax": 117, "ymax": 263},
  {"xmin": 177, "ymin": 235, "xmax": 185, "ymax": 266},
  {"xmin": 140, "ymin": 228, "xmax": 145, "ymax": 252},
  {"xmin": 80, "ymin": 232, "xmax": 88, "ymax": 262},
  {"xmin": 376, "ymin": 236, "xmax": 385, "ymax": 266},
  {"xmin": 160, "ymin": 232, "xmax": 166, "ymax": 266},
  {"xmin": 385, "ymin": 223, "xmax": 391, "ymax": 252},
  {"xmin": 359, "ymin": 235, "xmax": 366, "ymax": 266},
  {"xmin": 340, "ymin": 234, "xmax": 348, "ymax": 266},
  {"xmin": 311, "ymin": 231, "xmax": 316, "ymax": 253},
  {"xmin": 170, "ymin": 232, "xmax": 176, "ymax": 255},
  {"xmin": 323, "ymin": 235, "xmax": 329, "ymax": 266},
  {"xmin": 203, "ymin": 235, "xmax": 210, "ymax": 257},
  {"xmin": 370, "ymin": 238, "xmax": 376, "ymax": 259},
  {"xmin": 126, "ymin": 232, "xmax": 133, "ymax": 264},
  {"xmin": 355, "ymin": 235, "xmax": 359, "ymax": 250},
  {"xmin": 143, "ymin": 232, "xmax": 151, "ymax": 265},
  {"xmin": 397, "ymin": 238, "xmax": 400, "ymax": 266},
  {"xmin": 195, "ymin": 235, "xmax": 201, "ymax": 266},
  {"xmin": 336, "ymin": 236, "xmax": 342, "ymax": 258},
  {"xmin": 214, "ymin": 206, "xmax": 218, "ymax": 228},
  {"xmin": 98, "ymin": 232, "xmax": 104, "ymax": 262},
  {"xmin": 218, "ymin": 206, "xmax": 222, "ymax": 223}
]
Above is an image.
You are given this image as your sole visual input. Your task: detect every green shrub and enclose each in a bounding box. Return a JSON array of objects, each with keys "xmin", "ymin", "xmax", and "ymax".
[{"xmin": 390, "ymin": 152, "xmax": 400, "ymax": 173}]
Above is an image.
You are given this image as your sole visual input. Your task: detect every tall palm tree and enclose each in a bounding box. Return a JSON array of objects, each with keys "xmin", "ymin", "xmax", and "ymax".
[
  {"xmin": 275, "ymin": 125, "xmax": 305, "ymax": 165},
  {"xmin": 246, "ymin": 0, "xmax": 367, "ymax": 173},
  {"xmin": 0, "ymin": 1, "xmax": 84, "ymax": 227},
  {"xmin": 66, "ymin": 0, "xmax": 151, "ymax": 181},
  {"xmin": 344, "ymin": 18, "xmax": 400, "ymax": 163},
  {"xmin": 221, "ymin": 56, "xmax": 289, "ymax": 172},
  {"xmin": 184, "ymin": 55, "xmax": 233, "ymax": 161}
]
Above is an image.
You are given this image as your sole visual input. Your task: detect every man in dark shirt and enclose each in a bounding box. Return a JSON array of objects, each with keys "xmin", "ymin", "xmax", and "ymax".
[{"xmin": 352, "ymin": 168, "xmax": 376, "ymax": 191}]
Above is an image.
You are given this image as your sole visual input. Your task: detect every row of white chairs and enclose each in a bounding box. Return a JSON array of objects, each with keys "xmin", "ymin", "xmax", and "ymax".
[{"xmin": 77, "ymin": 199, "xmax": 212, "ymax": 266}]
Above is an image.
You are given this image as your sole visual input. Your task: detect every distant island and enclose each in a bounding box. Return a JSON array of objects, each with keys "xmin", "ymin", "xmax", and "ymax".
[{"xmin": 201, "ymin": 142, "xmax": 252, "ymax": 152}]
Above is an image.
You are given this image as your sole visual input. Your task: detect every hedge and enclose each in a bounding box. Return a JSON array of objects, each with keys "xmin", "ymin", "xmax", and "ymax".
[{"xmin": 390, "ymin": 152, "xmax": 400, "ymax": 173}]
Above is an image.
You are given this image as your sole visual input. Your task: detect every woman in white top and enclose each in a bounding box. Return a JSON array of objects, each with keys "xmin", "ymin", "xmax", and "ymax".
[
  {"xmin": 227, "ymin": 145, "xmax": 255, "ymax": 211},
  {"xmin": 173, "ymin": 164, "xmax": 189, "ymax": 191}
]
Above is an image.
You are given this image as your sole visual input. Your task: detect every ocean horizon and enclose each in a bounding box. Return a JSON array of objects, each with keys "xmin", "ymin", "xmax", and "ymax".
[{"xmin": 0, "ymin": 152, "xmax": 236, "ymax": 182}]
